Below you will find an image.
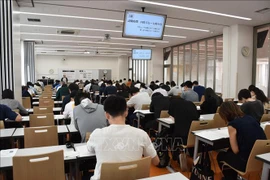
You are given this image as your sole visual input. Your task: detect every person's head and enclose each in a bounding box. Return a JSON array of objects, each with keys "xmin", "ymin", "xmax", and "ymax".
[
  {"xmin": 180, "ymin": 83, "xmax": 185, "ymax": 88},
  {"xmin": 128, "ymin": 79, "xmax": 131, "ymax": 82},
  {"xmin": 192, "ymin": 81, "xmax": 199, "ymax": 86},
  {"xmin": 101, "ymin": 83, "xmax": 106, "ymax": 88},
  {"xmin": 171, "ymin": 81, "xmax": 176, "ymax": 87},
  {"xmin": 68, "ymin": 83, "xmax": 79, "ymax": 93},
  {"xmin": 155, "ymin": 80, "xmax": 159, "ymax": 83},
  {"xmin": 70, "ymin": 90, "xmax": 77, "ymax": 100},
  {"xmin": 136, "ymin": 80, "xmax": 140, "ymax": 84},
  {"xmin": 130, "ymin": 87, "xmax": 139, "ymax": 96},
  {"xmin": 204, "ymin": 88, "xmax": 217, "ymax": 100},
  {"xmin": 248, "ymin": 85, "xmax": 256, "ymax": 92},
  {"xmin": 140, "ymin": 83, "xmax": 147, "ymax": 89},
  {"xmin": 238, "ymin": 89, "xmax": 251, "ymax": 102},
  {"xmin": 107, "ymin": 80, "xmax": 113, "ymax": 85},
  {"xmin": 151, "ymin": 92, "xmax": 163, "ymax": 100},
  {"xmin": 116, "ymin": 83, "xmax": 122, "ymax": 91},
  {"xmin": 104, "ymin": 96, "xmax": 127, "ymax": 123},
  {"xmin": 253, "ymin": 88, "xmax": 268, "ymax": 104},
  {"xmin": 166, "ymin": 81, "xmax": 170, "ymax": 86},
  {"xmin": 150, "ymin": 81, "xmax": 155, "ymax": 85},
  {"xmin": 63, "ymin": 75, "xmax": 66, "ymax": 78},
  {"xmin": 184, "ymin": 81, "xmax": 193, "ymax": 90},
  {"xmin": 119, "ymin": 79, "xmax": 122, "ymax": 83},
  {"xmin": 55, "ymin": 80, "xmax": 60, "ymax": 84},
  {"xmin": 27, "ymin": 82, "xmax": 33, "ymax": 87},
  {"xmin": 123, "ymin": 78, "xmax": 126, "ymax": 81},
  {"xmin": 2, "ymin": 89, "xmax": 14, "ymax": 99},
  {"xmin": 219, "ymin": 101, "xmax": 244, "ymax": 123},
  {"xmin": 74, "ymin": 91, "xmax": 89, "ymax": 105}
]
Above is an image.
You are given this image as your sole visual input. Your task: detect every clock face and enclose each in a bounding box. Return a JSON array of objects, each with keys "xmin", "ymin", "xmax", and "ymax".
[
  {"xmin": 103, "ymin": 70, "xmax": 107, "ymax": 74},
  {"xmin": 241, "ymin": 46, "xmax": 250, "ymax": 57},
  {"xmin": 49, "ymin": 69, "xmax": 54, "ymax": 74}
]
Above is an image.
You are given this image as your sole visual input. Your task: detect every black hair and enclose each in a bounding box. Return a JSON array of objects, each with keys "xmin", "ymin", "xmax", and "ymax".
[
  {"xmin": 104, "ymin": 96, "xmax": 127, "ymax": 118},
  {"xmin": 27, "ymin": 82, "xmax": 33, "ymax": 87},
  {"xmin": 68, "ymin": 83, "xmax": 79, "ymax": 91},
  {"xmin": 184, "ymin": 81, "xmax": 193, "ymax": 88},
  {"xmin": 180, "ymin": 83, "xmax": 185, "ymax": 87},
  {"xmin": 107, "ymin": 80, "xmax": 113, "ymax": 85},
  {"xmin": 140, "ymin": 83, "xmax": 147, "ymax": 89},
  {"xmin": 74, "ymin": 91, "xmax": 89, "ymax": 106},
  {"xmin": 193, "ymin": 81, "xmax": 199, "ymax": 85},
  {"xmin": 2, "ymin": 89, "xmax": 14, "ymax": 99},
  {"xmin": 151, "ymin": 92, "xmax": 163, "ymax": 99},
  {"xmin": 204, "ymin": 88, "xmax": 222, "ymax": 104},
  {"xmin": 70, "ymin": 90, "xmax": 78, "ymax": 98},
  {"xmin": 253, "ymin": 88, "xmax": 268, "ymax": 104},
  {"xmin": 171, "ymin": 81, "xmax": 176, "ymax": 87},
  {"xmin": 136, "ymin": 80, "xmax": 140, "ymax": 83},
  {"xmin": 248, "ymin": 85, "xmax": 256, "ymax": 92},
  {"xmin": 130, "ymin": 87, "xmax": 139, "ymax": 95},
  {"xmin": 123, "ymin": 78, "xmax": 126, "ymax": 81},
  {"xmin": 166, "ymin": 81, "xmax": 170, "ymax": 85},
  {"xmin": 238, "ymin": 89, "xmax": 251, "ymax": 100},
  {"xmin": 155, "ymin": 80, "xmax": 159, "ymax": 83},
  {"xmin": 119, "ymin": 79, "xmax": 122, "ymax": 83}
]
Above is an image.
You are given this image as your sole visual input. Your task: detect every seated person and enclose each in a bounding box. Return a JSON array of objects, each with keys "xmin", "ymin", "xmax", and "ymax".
[
  {"xmin": 152, "ymin": 85, "xmax": 168, "ymax": 97},
  {"xmin": 0, "ymin": 89, "xmax": 28, "ymax": 115},
  {"xmin": 248, "ymin": 84, "xmax": 256, "ymax": 100},
  {"xmin": 34, "ymin": 83, "xmax": 43, "ymax": 95},
  {"xmin": 217, "ymin": 102, "xmax": 266, "ymax": 180},
  {"xmin": 74, "ymin": 92, "xmax": 108, "ymax": 142},
  {"xmin": 0, "ymin": 104, "xmax": 22, "ymax": 129},
  {"xmin": 181, "ymin": 81, "xmax": 199, "ymax": 102},
  {"xmin": 27, "ymin": 82, "xmax": 37, "ymax": 96},
  {"xmin": 127, "ymin": 87, "xmax": 151, "ymax": 110},
  {"xmin": 140, "ymin": 83, "xmax": 152, "ymax": 96},
  {"xmin": 56, "ymin": 83, "xmax": 70, "ymax": 101},
  {"xmin": 87, "ymin": 96, "xmax": 160, "ymax": 180},
  {"xmin": 149, "ymin": 81, "xmax": 158, "ymax": 91},
  {"xmin": 150, "ymin": 92, "xmax": 170, "ymax": 119},
  {"xmin": 22, "ymin": 86, "xmax": 33, "ymax": 104},
  {"xmin": 238, "ymin": 89, "xmax": 264, "ymax": 122},
  {"xmin": 63, "ymin": 90, "xmax": 77, "ymax": 124},
  {"xmin": 192, "ymin": 81, "xmax": 205, "ymax": 101},
  {"xmin": 62, "ymin": 83, "xmax": 79, "ymax": 112},
  {"xmin": 200, "ymin": 88, "xmax": 223, "ymax": 114},
  {"xmin": 168, "ymin": 81, "xmax": 182, "ymax": 96},
  {"xmin": 104, "ymin": 80, "xmax": 117, "ymax": 96},
  {"xmin": 253, "ymin": 88, "xmax": 269, "ymax": 110}
]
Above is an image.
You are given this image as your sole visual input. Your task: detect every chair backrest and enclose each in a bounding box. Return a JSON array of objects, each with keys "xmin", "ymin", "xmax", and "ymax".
[
  {"xmin": 24, "ymin": 126, "xmax": 58, "ymax": 148},
  {"xmin": 13, "ymin": 150, "xmax": 65, "ymax": 180},
  {"xmin": 0, "ymin": 120, "xmax": 5, "ymax": 129},
  {"xmin": 260, "ymin": 114, "xmax": 270, "ymax": 123},
  {"xmin": 42, "ymin": 92, "xmax": 53, "ymax": 96},
  {"xmin": 29, "ymin": 113, "xmax": 54, "ymax": 127},
  {"xmin": 212, "ymin": 113, "xmax": 226, "ymax": 128},
  {"xmin": 85, "ymin": 132, "xmax": 91, "ymax": 142},
  {"xmin": 264, "ymin": 125, "xmax": 270, "ymax": 139},
  {"xmin": 216, "ymin": 106, "xmax": 220, "ymax": 113},
  {"xmin": 13, "ymin": 109, "xmax": 20, "ymax": 113},
  {"xmin": 186, "ymin": 120, "xmax": 214, "ymax": 148},
  {"xmin": 39, "ymin": 99, "xmax": 54, "ymax": 107},
  {"xmin": 39, "ymin": 96, "xmax": 51, "ymax": 100},
  {"xmin": 141, "ymin": 104, "xmax": 150, "ymax": 110},
  {"xmin": 224, "ymin": 98, "xmax": 234, "ymax": 102},
  {"xmin": 22, "ymin": 97, "xmax": 31, "ymax": 109},
  {"xmin": 100, "ymin": 156, "xmax": 151, "ymax": 180},
  {"xmin": 61, "ymin": 96, "xmax": 65, "ymax": 101},
  {"xmin": 245, "ymin": 140, "xmax": 270, "ymax": 173},
  {"xmin": 33, "ymin": 106, "xmax": 53, "ymax": 114},
  {"xmin": 160, "ymin": 110, "xmax": 169, "ymax": 118}
]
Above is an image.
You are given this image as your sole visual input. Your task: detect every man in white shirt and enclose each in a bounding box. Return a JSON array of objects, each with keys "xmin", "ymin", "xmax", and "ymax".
[
  {"xmin": 168, "ymin": 81, "xmax": 182, "ymax": 96},
  {"xmin": 87, "ymin": 96, "xmax": 159, "ymax": 180},
  {"xmin": 152, "ymin": 87, "xmax": 168, "ymax": 97},
  {"xmin": 63, "ymin": 90, "xmax": 76, "ymax": 124},
  {"xmin": 84, "ymin": 82, "xmax": 92, "ymax": 93},
  {"xmin": 127, "ymin": 87, "xmax": 151, "ymax": 110}
]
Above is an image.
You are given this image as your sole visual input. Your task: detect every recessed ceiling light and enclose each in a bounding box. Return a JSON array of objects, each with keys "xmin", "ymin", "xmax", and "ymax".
[
  {"xmin": 130, "ymin": 0, "xmax": 252, "ymax": 20},
  {"xmin": 165, "ymin": 25, "xmax": 209, "ymax": 32},
  {"xmin": 25, "ymin": 39, "xmax": 156, "ymax": 47},
  {"xmin": 35, "ymin": 45, "xmax": 132, "ymax": 50},
  {"xmin": 164, "ymin": 35, "xmax": 186, "ymax": 39}
]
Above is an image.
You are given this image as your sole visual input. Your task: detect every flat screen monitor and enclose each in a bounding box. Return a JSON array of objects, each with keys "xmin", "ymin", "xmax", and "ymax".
[
  {"xmin": 123, "ymin": 10, "xmax": 167, "ymax": 40},
  {"xmin": 132, "ymin": 49, "xmax": 152, "ymax": 60}
]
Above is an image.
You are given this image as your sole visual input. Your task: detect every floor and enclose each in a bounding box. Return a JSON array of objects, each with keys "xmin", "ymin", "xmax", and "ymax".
[{"xmin": 149, "ymin": 151, "xmax": 262, "ymax": 180}]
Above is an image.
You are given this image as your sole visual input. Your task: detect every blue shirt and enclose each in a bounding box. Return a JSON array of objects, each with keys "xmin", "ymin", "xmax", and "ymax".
[
  {"xmin": 193, "ymin": 85, "xmax": 205, "ymax": 101},
  {"xmin": 0, "ymin": 104, "xmax": 18, "ymax": 120}
]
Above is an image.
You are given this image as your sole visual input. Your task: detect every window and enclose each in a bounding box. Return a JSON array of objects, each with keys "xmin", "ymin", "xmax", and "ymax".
[
  {"xmin": 198, "ymin": 41, "xmax": 206, "ymax": 87},
  {"xmin": 129, "ymin": 57, "xmax": 148, "ymax": 83},
  {"xmin": 178, "ymin": 46, "xmax": 184, "ymax": 84},
  {"xmin": 206, "ymin": 39, "xmax": 215, "ymax": 88},
  {"xmin": 215, "ymin": 37, "xmax": 223, "ymax": 93},
  {"xmin": 172, "ymin": 47, "xmax": 178, "ymax": 83}
]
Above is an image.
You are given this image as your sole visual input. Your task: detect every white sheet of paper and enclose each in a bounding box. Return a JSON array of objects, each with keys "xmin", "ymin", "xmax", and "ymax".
[
  {"xmin": 76, "ymin": 145, "xmax": 91, "ymax": 157},
  {"xmin": 195, "ymin": 128, "xmax": 229, "ymax": 141}
]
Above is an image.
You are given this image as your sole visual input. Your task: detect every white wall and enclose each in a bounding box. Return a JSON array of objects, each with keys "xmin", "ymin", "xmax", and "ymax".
[
  {"xmin": 148, "ymin": 48, "xmax": 163, "ymax": 82},
  {"xmin": 223, "ymin": 24, "xmax": 253, "ymax": 98},
  {"xmin": 35, "ymin": 55, "xmax": 128, "ymax": 81}
]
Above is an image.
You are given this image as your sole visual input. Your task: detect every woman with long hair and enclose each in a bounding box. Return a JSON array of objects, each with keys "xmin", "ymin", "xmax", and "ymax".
[{"xmin": 200, "ymin": 87, "xmax": 223, "ymax": 114}]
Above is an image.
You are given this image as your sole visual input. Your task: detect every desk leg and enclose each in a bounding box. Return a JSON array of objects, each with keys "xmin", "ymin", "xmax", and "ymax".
[
  {"xmin": 193, "ymin": 137, "xmax": 199, "ymax": 161},
  {"xmin": 261, "ymin": 163, "xmax": 270, "ymax": 180},
  {"xmin": 75, "ymin": 160, "xmax": 80, "ymax": 180},
  {"xmin": 137, "ymin": 113, "xmax": 140, "ymax": 128},
  {"xmin": 158, "ymin": 122, "xmax": 162, "ymax": 133}
]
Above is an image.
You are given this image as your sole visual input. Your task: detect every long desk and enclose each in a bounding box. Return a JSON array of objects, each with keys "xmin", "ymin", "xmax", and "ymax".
[
  {"xmin": 22, "ymin": 114, "xmax": 69, "ymax": 125},
  {"xmin": 67, "ymin": 124, "xmax": 79, "ymax": 133},
  {"xmin": 0, "ymin": 129, "xmax": 16, "ymax": 139},
  {"xmin": 138, "ymin": 172, "xmax": 188, "ymax": 180},
  {"xmin": 27, "ymin": 107, "xmax": 62, "ymax": 114},
  {"xmin": 256, "ymin": 152, "xmax": 270, "ymax": 180},
  {"xmin": 135, "ymin": 110, "xmax": 154, "ymax": 128},
  {"xmin": 32, "ymin": 101, "xmax": 63, "ymax": 106}
]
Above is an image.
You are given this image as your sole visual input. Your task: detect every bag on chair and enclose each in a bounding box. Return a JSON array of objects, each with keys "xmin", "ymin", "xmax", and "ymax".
[
  {"xmin": 190, "ymin": 144, "xmax": 214, "ymax": 180},
  {"xmin": 153, "ymin": 129, "xmax": 170, "ymax": 168},
  {"xmin": 179, "ymin": 149, "xmax": 188, "ymax": 172}
]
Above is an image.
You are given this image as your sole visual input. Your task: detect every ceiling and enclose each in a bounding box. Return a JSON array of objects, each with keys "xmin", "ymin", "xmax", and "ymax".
[{"xmin": 15, "ymin": 0, "xmax": 270, "ymax": 57}]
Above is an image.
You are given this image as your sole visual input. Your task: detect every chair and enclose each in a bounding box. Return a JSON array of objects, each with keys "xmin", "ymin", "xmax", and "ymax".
[
  {"xmin": 61, "ymin": 96, "xmax": 65, "ymax": 101},
  {"xmin": 100, "ymin": 156, "xmax": 151, "ymax": 180},
  {"xmin": 13, "ymin": 150, "xmax": 65, "ymax": 180},
  {"xmin": 39, "ymin": 96, "xmax": 51, "ymax": 99},
  {"xmin": 39, "ymin": 99, "xmax": 54, "ymax": 107},
  {"xmin": 264, "ymin": 125, "xmax": 270, "ymax": 139},
  {"xmin": 85, "ymin": 132, "xmax": 91, "ymax": 142},
  {"xmin": 22, "ymin": 97, "xmax": 31, "ymax": 109},
  {"xmin": 141, "ymin": 104, "xmax": 150, "ymax": 110},
  {"xmin": 216, "ymin": 106, "xmax": 220, "ymax": 113},
  {"xmin": 221, "ymin": 140, "xmax": 270, "ymax": 178},
  {"xmin": 13, "ymin": 109, "xmax": 20, "ymax": 113},
  {"xmin": 224, "ymin": 98, "xmax": 234, "ymax": 102},
  {"xmin": 0, "ymin": 120, "xmax": 5, "ymax": 129},
  {"xmin": 29, "ymin": 113, "xmax": 55, "ymax": 127},
  {"xmin": 260, "ymin": 114, "xmax": 270, "ymax": 123},
  {"xmin": 33, "ymin": 106, "xmax": 53, "ymax": 114},
  {"xmin": 24, "ymin": 126, "xmax": 58, "ymax": 148},
  {"xmin": 212, "ymin": 113, "xmax": 226, "ymax": 128},
  {"xmin": 160, "ymin": 110, "xmax": 169, "ymax": 118}
]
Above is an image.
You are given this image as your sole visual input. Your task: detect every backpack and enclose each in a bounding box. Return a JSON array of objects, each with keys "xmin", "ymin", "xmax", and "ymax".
[{"xmin": 153, "ymin": 129, "xmax": 170, "ymax": 168}]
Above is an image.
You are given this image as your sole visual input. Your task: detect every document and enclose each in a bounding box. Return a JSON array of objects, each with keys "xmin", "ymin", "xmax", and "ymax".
[{"xmin": 195, "ymin": 128, "xmax": 229, "ymax": 141}]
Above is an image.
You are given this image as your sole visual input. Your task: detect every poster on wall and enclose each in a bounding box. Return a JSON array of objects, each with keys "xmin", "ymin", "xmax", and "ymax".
[
  {"xmin": 78, "ymin": 70, "xmax": 93, "ymax": 81},
  {"xmin": 58, "ymin": 69, "xmax": 99, "ymax": 82},
  {"xmin": 61, "ymin": 70, "xmax": 76, "ymax": 82}
]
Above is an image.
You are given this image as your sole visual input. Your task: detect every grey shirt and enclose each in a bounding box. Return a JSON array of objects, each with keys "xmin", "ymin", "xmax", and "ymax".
[
  {"xmin": 168, "ymin": 86, "xmax": 182, "ymax": 96},
  {"xmin": 0, "ymin": 99, "xmax": 28, "ymax": 115},
  {"xmin": 181, "ymin": 89, "xmax": 199, "ymax": 102},
  {"xmin": 73, "ymin": 99, "xmax": 108, "ymax": 142},
  {"xmin": 241, "ymin": 100, "xmax": 264, "ymax": 122}
]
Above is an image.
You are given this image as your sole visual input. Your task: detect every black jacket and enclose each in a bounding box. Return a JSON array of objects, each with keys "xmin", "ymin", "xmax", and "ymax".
[
  {"xmin": 150, "ymin": 96, "xmax": 170, "ymax": 119},
  {"xmin": 200, "ymin": 96, "xmax": 223, "ymax": 114}
]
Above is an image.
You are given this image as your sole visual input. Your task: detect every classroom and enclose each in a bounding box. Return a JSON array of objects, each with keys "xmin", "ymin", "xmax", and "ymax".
[{"xmin": 0, "ymin": 0, "xmax": 270, "ymax": 180}]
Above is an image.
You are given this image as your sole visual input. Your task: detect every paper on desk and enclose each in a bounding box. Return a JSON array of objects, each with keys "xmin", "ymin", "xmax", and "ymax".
[
  {"xmin": 195, "ymin": 129, "xmax": 229, "ymax": 141},
  {"xmin": 76, "ymin": 145, "xmax": 91, "ymax": 157},
  {"xmin": 64, "ymin": 151, "xmax": 79, "ymax": 159},
  {"xmin": 261, "ymin": 122, "xmax": 270, "ymax": 130},
  {"xmin": 1, "ymin": 148, "xmax": 18, "ymax": 157}
]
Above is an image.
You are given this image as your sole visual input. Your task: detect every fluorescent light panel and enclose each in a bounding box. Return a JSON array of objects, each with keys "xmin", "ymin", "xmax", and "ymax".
[
  {"xmin": 24, "ymin": 38, "xmax": 156, "ymax": 47},
  {"xmin": 21, "ymin": 32, "xmax": 169, "ymax": 43},
  {"xmin": 15, "ymin": 11, "xmax": 210, "ymax": 32},
  {"xmin": 35, "ymin": 45, "xmax": 132, "ymax": 50},
  {"xmin": 130, "ymin": 0, "xmax": 252, "ymax": 20}
]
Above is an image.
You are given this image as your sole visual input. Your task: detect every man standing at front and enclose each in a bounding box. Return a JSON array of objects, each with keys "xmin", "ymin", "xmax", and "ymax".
[{"xmin": 87, "ymin": 96, "xmax": 160, "ymax": 180}]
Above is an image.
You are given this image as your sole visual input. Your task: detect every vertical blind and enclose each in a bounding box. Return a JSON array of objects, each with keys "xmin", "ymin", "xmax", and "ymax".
[{"xmin": 23, "ymin": 41, "xmax": 35, "ymax": 84}]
